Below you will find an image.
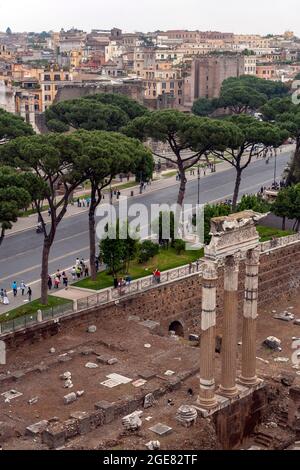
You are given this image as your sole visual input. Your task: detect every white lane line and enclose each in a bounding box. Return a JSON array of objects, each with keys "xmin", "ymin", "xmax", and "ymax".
[
  {"xmin": 0, "ymin": 230, "xmax": 89, "ymax": 263},
  {"xmin": 0, "ymin": 246, "xmax": 89, "ymax": 284}
]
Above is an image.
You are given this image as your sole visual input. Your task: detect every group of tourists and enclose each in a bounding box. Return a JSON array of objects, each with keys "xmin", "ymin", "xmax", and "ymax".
[
  {"xmin": 47, "ymin": 258, "xmax": 90, "ymax": 291},
  {"xmin": 76, "ymin": 197, "xmax": 91, "ymax": 208},
  {"xmin": 113, "ymin": 275, "xmax": 132, "ymax": 290},
  {"xmin": 48, "ymin": 270, "xmax": 69, "ymax": 290},
  {"xmin": 0, "ymin": 281, "xmax": 32, "ymax": 306}
]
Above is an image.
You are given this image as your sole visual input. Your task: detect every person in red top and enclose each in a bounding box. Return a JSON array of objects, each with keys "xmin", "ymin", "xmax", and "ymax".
[{"xmin": 153, "ymin": 269, "xmax": 161, "ymax": 284}]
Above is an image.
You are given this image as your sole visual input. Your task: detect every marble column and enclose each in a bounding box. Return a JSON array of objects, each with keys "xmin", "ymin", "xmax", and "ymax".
[
  {"xmin": 198, "ymin": 260, "xmax": 218, "ymax": 409},
  {"xmin": 240, "ymin": 248, "xmax": 260, "ymax": 386},
  {"xmin": 219, "ymin": 254, "xmax": 240, "ymax": 397}
]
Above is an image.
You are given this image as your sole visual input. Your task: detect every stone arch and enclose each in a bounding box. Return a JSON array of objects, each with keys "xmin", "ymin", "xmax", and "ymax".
[{"xmin": 169, "ymin": 320, "xmax": 184, "ymax": 338}]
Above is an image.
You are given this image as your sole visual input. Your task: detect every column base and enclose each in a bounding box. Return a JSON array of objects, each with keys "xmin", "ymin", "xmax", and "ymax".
[
  {"xmin": 239, "ymin": 375, "xmax": 260, "ymax": 387},
  {"xmin": 218, "ymin": 385, "xmax": 239, "ymax": 398},
  {"xmin": 196, "ymin": 395, "xmax": 218, "ymax": 410}
]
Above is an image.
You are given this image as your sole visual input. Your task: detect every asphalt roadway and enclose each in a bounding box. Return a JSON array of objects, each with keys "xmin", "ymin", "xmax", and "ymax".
[{"xmin": 0, "ymin": 151, "xmax": 292, "ymax": 296}]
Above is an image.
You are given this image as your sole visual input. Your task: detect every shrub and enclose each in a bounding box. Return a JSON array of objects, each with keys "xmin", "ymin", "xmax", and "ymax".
[
  {"xmin": 138, "ymin": 240, "xmax": 159, "ymax": 263},
  {"xmin": 174, "ymin": 239, "xmax": 186, "ymax": 255}
]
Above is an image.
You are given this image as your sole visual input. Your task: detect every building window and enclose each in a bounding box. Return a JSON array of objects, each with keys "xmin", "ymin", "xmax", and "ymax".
[
  {"xmin": 44, "ymin": 85, "xmax": 51, "ymax": 91},
  {"xmin": 54, "ymin": 75, "xmax": 61, "ymax": 81},
  {"xmin": 170, "ymin": 82, "xmax": 174, "ymax": 89},
  {"xmin": 44, "ymin": 74, "xmax": 51, "ymax": 81},
  {"xmin": 162, "ymin": 82, "xmax": 167, "ymax": 89}
]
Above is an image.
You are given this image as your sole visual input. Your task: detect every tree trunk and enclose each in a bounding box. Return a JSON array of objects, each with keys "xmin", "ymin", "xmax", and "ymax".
[
  {"xmin": 0, "ymin": 227, "xmax": 5, "ymax": 246},
  {"xmin": 89, "ymin": 203, "xmax": 97, "ymax": 281},
  {"xmin": 282, "ymin": 216, "xmax": 286, "ymax": 231},
  {"xmin": 232, "ymin": 169, "xmax": 242, "ymax": 212},
  {"xmin": 41, "ymin": 239, "xmax": 51, "ymax": 305},
  {"xmin": 177, "ymin": 168, "xmax": 186, "ymax": 206}
]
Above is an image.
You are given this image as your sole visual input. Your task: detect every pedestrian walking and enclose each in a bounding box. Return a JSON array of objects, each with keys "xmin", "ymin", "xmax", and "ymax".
[
  {"xmin": 71, "ymin": 267, "xmax": 76, "ymax": 281},
  {"xmin": 11, "ymin": 281, "xmax": 18, "ymax": 297},
  {"xmin": 20, "ymin": 281, "xmax": 26, "ymax": 296},
  {"xmin": 54, "ymin": 275, "xmax": 60, "ymax": 288},
  {"xmin": 95, "ymin": 258, "xmax": 99, "ymax": 273},
  {"xmin": 0, "ymin": 288, "xmax": 4, "ymax": 303},
  {"xmin": 47, "ymin": 275, "xmax": 53, "ymax": 290},
  {"xmin": 3, "ymin": 290, "xmax": 9, "ymax": 305},
  {"xmin": 27, "ymin": 286, "xmax": 32, "ymax": 302},
  {"xmin": 75, "ymin": 265, "xmax": 81, "ymax": 279},
  {"xmin": 84, "ymin": 265, "xmax": 89, "ymax": 277},
  {"xmin": 76, "ymin": 257, "xmax": 80, "ymax": 267},
  {"xmin": 62, "ymin": 272, "xmax": 68, "ymax": 289}
]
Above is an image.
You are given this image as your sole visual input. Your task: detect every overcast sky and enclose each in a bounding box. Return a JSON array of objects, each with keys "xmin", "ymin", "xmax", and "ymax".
[{"xmin": 0, "ymin": 0, "xmax": 299, "ymax": 36}]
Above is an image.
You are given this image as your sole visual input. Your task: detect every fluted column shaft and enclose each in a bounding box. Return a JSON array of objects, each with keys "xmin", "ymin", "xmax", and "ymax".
[
  {"xmin": 219, "ymin": 254, "xmax": 239, "ymax": 397},
  {"xmin": 198, "ymin": 260, "xmax": 218, "ymax": 409},
  {"xmin": 240, "ymin": 248, "xmax": 260, "ymax": 386}
]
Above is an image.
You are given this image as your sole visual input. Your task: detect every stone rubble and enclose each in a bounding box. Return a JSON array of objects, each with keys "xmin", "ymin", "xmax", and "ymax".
[
  {"xmin": 122, "ymin": 411, "xmax": 143, "ymax": 431},
  {"xmin": 145, "ymin": 440, "xmax": 161, "ymax": 450},
  {"xmin": 64, "ymin": 392, "xmax": 77, "ymax": 405},
  {"xmin": 263, "ymin": 336, "xmax": 282, "ymax": 351},
  {"xmin": 87, "ymin": 325, "xmax": 97, "ymax": 333}
]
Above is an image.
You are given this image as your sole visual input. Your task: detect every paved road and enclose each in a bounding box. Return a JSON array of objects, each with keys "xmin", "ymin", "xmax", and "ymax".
[{"xmin": 0, "ymin": 151, "xmax": 291, "ymax": 301}]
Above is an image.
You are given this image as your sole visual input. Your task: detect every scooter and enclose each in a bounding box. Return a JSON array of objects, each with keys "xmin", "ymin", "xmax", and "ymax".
[{"xmin": 36, "ymin": 224, "xmax": 44, "ymax": 234}]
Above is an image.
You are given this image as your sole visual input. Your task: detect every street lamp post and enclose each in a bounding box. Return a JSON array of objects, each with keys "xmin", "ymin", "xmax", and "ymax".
[
  {"xmin": 197, "ymin": 165, "xmax": 201, "ymax": 205},
  {"xmin": 273, "ymin": 149, "xmax": 277, "ymax": 187}
]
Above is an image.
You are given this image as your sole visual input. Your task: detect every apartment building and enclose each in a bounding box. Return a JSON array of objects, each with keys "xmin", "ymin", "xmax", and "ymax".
[
  {"xmin": 142, "ymin": 61, "xmax": 184, "ymax": 107},
  {"xmin": 40, "ymin": 69, "xmax": 72, "ymax": 111}
]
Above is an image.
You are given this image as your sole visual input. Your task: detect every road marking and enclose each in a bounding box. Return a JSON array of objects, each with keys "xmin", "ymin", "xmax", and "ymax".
[
  {"xmin": 0, "ymin": 246, "xmax": 89, "ymax": 283},
  {"xmin": 0, "ymin": 230, "xmax": 89, "ymax": 263}
]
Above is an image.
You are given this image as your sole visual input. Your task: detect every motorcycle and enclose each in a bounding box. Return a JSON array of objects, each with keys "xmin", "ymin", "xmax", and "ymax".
[{"xmin": 36, "ymin": 223, "xmax": 44, "ymax": 234}]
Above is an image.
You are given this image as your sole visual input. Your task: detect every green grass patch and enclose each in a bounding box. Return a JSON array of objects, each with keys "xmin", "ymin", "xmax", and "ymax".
[
  {"xmin": 0, "ymin": 296, "xmax": 72, "ymax": 323},
  {"xmin": 257, "ymin": 225, "xmax": 294, "ymax": 242},
  {"xmin": 74, "ymin": 247, "xmax": 204, "ymax": 291},
  {"xmin": 111, "ymin": 181, "xmax": 138, "ymax": 191}
]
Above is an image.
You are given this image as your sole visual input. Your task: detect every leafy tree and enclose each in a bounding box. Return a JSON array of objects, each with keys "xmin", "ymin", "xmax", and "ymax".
[
  {"xmin": 6, "ymin": 27, "xmax": 12, "ymax": 35},
  {"xmin": 261, "ymin": 98, "xmax": 300, "ymax": 185},
  {"xmin": 193, "ymin": 76, "xmax": 288, "ymax": 118},
  {"xmin": 123, "ymin": 110, "xmax": 241, "ymax": 206},
  {"xmin": 0, "ymin": 133, "xmax": 87, "ymax": 304},
  {"xmin": 221, "ymin": 75, "xmax": 289, "ymax": 100},
  {"xmin": 0, "ymin": 167, "xmax": 34, "ymax": 245},
  {"xmin": 83, "ymin": 93, "xmax": 148, "ymax": 120},
  {"xmin": 99, "ymin": 220, "xmax": 139, "ymax": 279},
  {"xmin": 78, "ymin": 130, "xmax": 153, "ymax": 280},
  {"xmin": 174, "ymin": 239, "xmax": 185, "ymax": 255},
  {"xmin": 212, "ymin": 115, "xmax": 288, "ymax": 210},
  {"xmin": 272, "ymin": 184, "xmax": 300, "ymax": 231},
  {"xmin": 192, "ymin": 98, "xmax": 218, "ymax": 117},
  {"xmin": 237, "ymin": 194, "xmax": 271, "ymax": 214},
  {"xmin": 137, "ymin": 240, "xmax": 159, "ymax": 263},
  {"xmin": 45, "ymin": 99, "xmax": 129, "ymax": 132},
  {"xmin": 217, "ymin": 86, "xmax": 267, "ymax": 115},
  {"xmin": 272, "ymin": 186, "xmax": 293, "ymax": 230},
  {"xmin": 0, "ymin": 108, "xmax": 34, "ymax": 141}
]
